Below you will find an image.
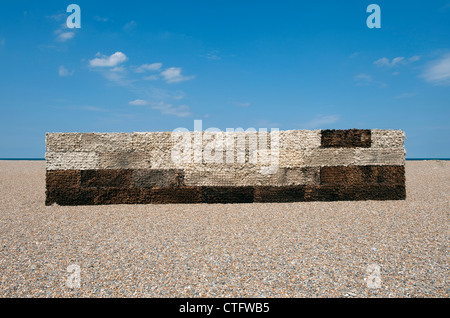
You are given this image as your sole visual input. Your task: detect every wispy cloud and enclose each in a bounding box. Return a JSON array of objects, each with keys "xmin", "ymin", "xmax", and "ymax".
[
  {"xmin": 150, "ymin": 102, "xmax": 192, "ymax": 117},
  {"xmin": 233, "ymin": 102, "xmax": 251, "ymax": 107},
  {"xmin": 53, "ymin": 104, "xmax": 110, "ymax": 112},
  {"xmin": 135, "ymin": 63, "xmax": 162, "ymax": 73},
  {"xmin": 353, "ymin": 73, "xmax": 386, "ymax": 87},
  {"xmin": 110, "ymin": 66, "xmax": 126, "ymax": 72},
  {"xmin": 100, "ymin": 69, "xmax": 135, "ymax": 87},
  {"xmin": 205, "ymin": 50, "xmax": 221, "ymax": 60},
  {"xmin": 374, "ymin": 55, "xmax": 420, "ymax": 68},
  {"xmin": 56, "ymin": 31, "xmax": 75, "ymax": 42},
  {"xmin": 123, "ymin": 20, "xmax": 137, "ymax": 32},
  {"xmin": 89, "ymin": 52, "xmax": 128, "ymax": 67},
  {"xmin": 94, "ymin": 16, "xmax": 109, "ymax": 22},
  {"xmin": 303, "ymin": 115, "xmax": 340, "ymax": 129},
  {"xmin": 146, "ymin": 87, "xmax": 186, "ymax": 100},
  {"xmin": 46, "ymin": 13, "xmax": 66, "ymax": 21},
  {"xmin": 87, "ymin": 52, "xmax": 194, "ymax": 117},
  {"xmin": 143, "ymin": 75, "xmax": 158, "ymax": 81},
  {"xmin": 395, "ymin": 92, "xmax": 416, "ymax": 99},
  {"xmin": 0, "ymin": 38, "xmax": 5, "ymax": 46},
  {"xmin": 161, "ymin": 67, "xmax": 194, "ymax": 83},
  {"xmin": 128, "ymin": 99, "xmax": 148, "ymax": 106},
  {"xmin": 354, "ymin": 73, "xmax": 373, "ymax": 85},
  {"xmin": 81, "ymin": 106, "xmax": 109, "ymax": 112},
  {"xmin": 421, "ymin": 54, "xmax": 450, "ymax": 86},
  {"xmin": 129, "ymin": 99, "xmax": 192, "ymax": 117},
  {"xmin": 53, "ymin": 21, "xmax": 76, "ymax": 42},
  {"xmin": 58, "ymin": 65, "xmax": 74, "ymax": 77}
]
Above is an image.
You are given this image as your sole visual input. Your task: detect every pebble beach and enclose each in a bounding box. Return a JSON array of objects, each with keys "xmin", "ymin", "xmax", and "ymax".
[{"xmin": 0, "ymin": 160, "xmax": 448, "ymax": 298}]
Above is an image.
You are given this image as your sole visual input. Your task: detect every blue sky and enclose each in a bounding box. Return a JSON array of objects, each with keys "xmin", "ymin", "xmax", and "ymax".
[{"xmin": 0, "ymin": 0, "xmax": 449, "ymax": 158}]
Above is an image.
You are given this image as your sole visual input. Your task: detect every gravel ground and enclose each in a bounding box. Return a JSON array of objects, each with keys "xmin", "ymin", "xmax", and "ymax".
[{"xmin": 0, "ymin": 161, "xmax": 448, "ymax": 298}]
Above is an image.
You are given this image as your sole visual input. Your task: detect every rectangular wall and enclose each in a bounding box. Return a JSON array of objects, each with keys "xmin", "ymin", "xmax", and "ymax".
[{"xmin": 45, "ymin": 129, "xmax": 406, "ymax": 205}]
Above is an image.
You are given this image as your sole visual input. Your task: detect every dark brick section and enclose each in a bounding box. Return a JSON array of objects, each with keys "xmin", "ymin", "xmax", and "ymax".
[
  {"xmin": 46, "ymin": 184, "xmax": 406, "ymax": 205},
  {"xmin": 95, "ymin": 188, "xmax": 149, "ymax": 205},
  {"xmin": 321, "ymin": 165, "xmax": 405, "ymax": 186},
  {"xmin": 45, "ymin": 188, "xmax": 98, "ymax": 206},
  {"xmin": 321, "ymin": 129, "xmax": 371, "ymax": 148},
  {"xmin": 132, "ymin": 169, "xmax": 185, "ymax": 188},
  {"xmin": 254, "ymin": 186, "xmax": 306, "ymax": 203},
  {"xmin": 201, "ymin": 186, "xmax": 254, "ymax": 203},
  {"xmin": 45, "ymin": 165, "xmax": 406, "ymax": 205},
  {"xmin": 313, "ymin": 185, "xmax": 406, "ymax": 201},
  {"xmin": 152, "ymin": 187, "xmax": 202, "ymax": 204},
  {"xmin": 46, "ymin": 170, "xmax": 80, "ymax": 189},
  {"xmin": 80, "ymin": 169, "xmax": 132, "ymax": 188}
]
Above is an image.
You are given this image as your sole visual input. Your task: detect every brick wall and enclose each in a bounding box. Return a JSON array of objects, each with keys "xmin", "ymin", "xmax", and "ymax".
[{"xmin": 45, "ymin": 129, "xmax": 406, "ymax": 205}]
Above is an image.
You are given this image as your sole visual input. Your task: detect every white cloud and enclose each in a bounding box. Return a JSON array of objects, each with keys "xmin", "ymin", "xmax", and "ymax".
[
  {"xmin": 408, "ymin": 55, "xmax": 421, "ymax": 63},
  {"xmin": 58, "ymin": 65, "xmax": 74, "ymax": 77},
  {"xmin": 89, "ymin": 52, "xmax": 128, "ymax": 67},
  {"xmin": 161, "ymin": 67, "xmax": 194, "ymax": 83},
  {"xmin": 135, "ymin": 63, "xmax": 162, "ymax": 73},
  {"xmin": 129, "ymin": 99, "xmax": 148, "ymax": 106},
  {"xmin": 150, "ymin": 102, "xmax": 192, "ymax": 117},
  {"xmin": 57, "ymin": 31, "xmax": 75, "ymax": 42},
  {"xmin": 52, "ymin": 20, "xmax": 77, "ymax": 42},
  {"xmin": 421, "ymin": 54, "xmax": 450, "ymax": 86},
  {"xmin": 374, "ymin": 56, "xmax": 420, "ymax": 67},
  {"xmin": 374, "ymin": 57, "xmax": 403, "ymax": 67}
]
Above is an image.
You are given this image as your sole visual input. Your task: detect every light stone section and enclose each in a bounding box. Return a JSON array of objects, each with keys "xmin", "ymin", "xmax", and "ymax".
[
  {"xmin": 45, "ymin": 129, "xmax": 406, "ymax": 171},
  {"xmin": 46, "ymin": 133, "xmax": 81, "ymax": 152},
  {"xmin": 80, "ymin": 133, "xmax": 133, "ymax": 153},
  {"xmin": 183, "ymin": 164, "xmax": 238, "ymax": 186},
  {"xmin": 133, "ymin": 132, "xmax": 175, "ymax": 169},
  {"xmin": 235, "ymin": 165, "xmax": 320, "ymax": 186},
  {"xmin": 303, "ymin": 147, "xmax": 405, "ymax": 167},
  {"xmin": 183, "ymin": 164, "xmax": 320, "ymax": 186},
  {"xmin": 355, "ymin": 148, "xmax": 406, "ymax": 166},
  {"xmin": 371, "ymin": 129, "xmax": 405, "ymax": 148},
  {"xmin": 279, "ymin": 130, "xmax": 321, "ymax": 149},
  {"xmin": 45, "ymin": 152, "xmax": 99, "ymax": 170},
  {"xmin": 132, "ymin": 132, "xmax": 172, "ymax": 152},
  {"xmin": 303, "ymin": 148, "xmax": 357, "ymax": 167},
  {"xmin": 98, "ymin": 152, "xmax": 152, "ymax": 170},
  {"xmin": 279, "ymin": 130, "xmax": 321, "ymax": 167}
]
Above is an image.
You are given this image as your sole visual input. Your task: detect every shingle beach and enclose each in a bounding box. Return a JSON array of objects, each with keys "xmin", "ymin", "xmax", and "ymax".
[{"xmin": 0, "ymin": 160, "xmax": 448, "ymax": 297}]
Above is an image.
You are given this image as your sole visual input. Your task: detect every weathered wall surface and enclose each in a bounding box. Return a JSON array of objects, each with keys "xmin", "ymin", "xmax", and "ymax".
[{"xmin": 45, "ymin": 129, "xmax": 406, "ymax": 205}]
